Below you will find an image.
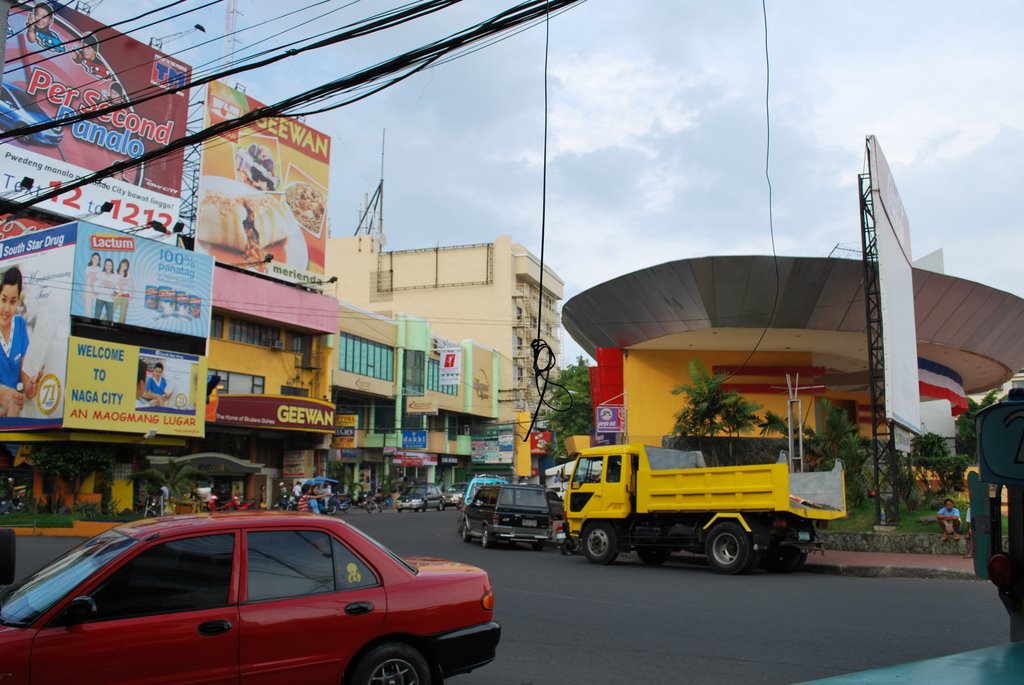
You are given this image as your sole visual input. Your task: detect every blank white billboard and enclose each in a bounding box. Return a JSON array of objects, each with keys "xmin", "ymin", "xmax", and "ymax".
[{"xmin": 867, "ymin": 135, "xmax": 921, "ymax": 435}]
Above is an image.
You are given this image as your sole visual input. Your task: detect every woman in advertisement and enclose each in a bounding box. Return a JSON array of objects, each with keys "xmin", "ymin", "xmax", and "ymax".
[
  {"xmin": 0, "ymin": 267, "xmax": 42, "ymax": 417},
  {"xmin": 112, "ymin": 258, "xmax": 131, "ymax": 323},
  {"xmin": 83, "ymin": 252, "xmax": 101, "ymax": 315},
  {"xmin": 93, "ymin": 257, "xmax": 116, "ymax": 321}
]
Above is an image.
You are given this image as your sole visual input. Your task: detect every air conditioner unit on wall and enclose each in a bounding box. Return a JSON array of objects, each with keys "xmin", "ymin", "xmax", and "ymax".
[{"xmin": 270, "ymin": 340, "xmax": 285, "ymax": 351}]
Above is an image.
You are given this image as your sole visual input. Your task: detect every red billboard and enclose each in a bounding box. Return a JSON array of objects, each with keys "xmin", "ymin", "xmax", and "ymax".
[{"xmin": 1, "ymin": 3, "xmax": 191, "ymax": 231}]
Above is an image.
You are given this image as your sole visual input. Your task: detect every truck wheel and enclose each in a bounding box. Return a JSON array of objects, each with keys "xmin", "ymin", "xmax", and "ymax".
[
  {"xmin": 584, "ymin": 522, "xmax": 619, "ymax": 565},
  {"xmin": 461, "ymin": 520, "xmax": 473, "ymax": 542},
  {"xmin": 481, "ymin": 525, "xmax": 493, "ymax": 549},
  {"xmin": 0, "ymin": 528, "xmax": 14, "ymax": 585},
  {"xmin": 761, "ymin": 546, "xmax": 808, "ymax": 573},
  {"xmin": 637, "ymin": 546, "xmax": 669, "ymax": 566},
  {"xmin": 706, "ymin": 522, "xmax": 753, "ymax": 575}
]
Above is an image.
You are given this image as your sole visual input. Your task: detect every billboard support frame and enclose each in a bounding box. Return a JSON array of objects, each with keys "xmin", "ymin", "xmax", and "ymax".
[{"xmin": 859, "ymin": 167, "xmax": 899, "ymax": 526}]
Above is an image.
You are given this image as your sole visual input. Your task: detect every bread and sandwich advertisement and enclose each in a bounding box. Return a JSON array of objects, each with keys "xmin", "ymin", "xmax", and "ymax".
[{"xmin": 196, "ymin": 82, "xmax": 330, "ymax": 284}]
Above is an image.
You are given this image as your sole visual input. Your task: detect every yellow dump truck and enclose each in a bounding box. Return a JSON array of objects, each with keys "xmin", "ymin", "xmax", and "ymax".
[{"xmin": 564, "ymin": 444, "xmax": 846, "ymax": 574}]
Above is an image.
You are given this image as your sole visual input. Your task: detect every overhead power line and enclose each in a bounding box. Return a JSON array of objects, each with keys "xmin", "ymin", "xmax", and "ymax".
[{"xmin": 2, "ymin": 0, "xmax": 586, "ymax": 214}]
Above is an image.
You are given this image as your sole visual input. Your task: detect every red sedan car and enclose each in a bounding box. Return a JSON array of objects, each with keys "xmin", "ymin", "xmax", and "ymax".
[{"xmin": 0, "ymin": 513, "xmax": 500, "ymax": 685}]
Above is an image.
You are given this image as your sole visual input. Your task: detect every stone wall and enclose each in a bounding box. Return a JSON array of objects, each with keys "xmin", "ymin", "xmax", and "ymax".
[{"xmin": 821, "ymin": 531, "xmax": 992, "ymax": 556}]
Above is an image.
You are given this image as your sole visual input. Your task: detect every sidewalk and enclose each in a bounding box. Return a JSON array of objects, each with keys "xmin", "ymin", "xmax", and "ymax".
[{"xmin": 804, "ymin": 549, "xmax": 979, "ymax": 580}]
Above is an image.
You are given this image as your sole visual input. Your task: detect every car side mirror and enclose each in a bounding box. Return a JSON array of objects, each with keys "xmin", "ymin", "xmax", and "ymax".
[{"xmin": 64, "ymin": 595, "xmax": 98, "ymax": 624}]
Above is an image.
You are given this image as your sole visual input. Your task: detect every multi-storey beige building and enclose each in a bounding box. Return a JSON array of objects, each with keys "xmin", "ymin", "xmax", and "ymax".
[{"xmin": 325, "ymin": 234, "xmax": 564, "ymax": 419}]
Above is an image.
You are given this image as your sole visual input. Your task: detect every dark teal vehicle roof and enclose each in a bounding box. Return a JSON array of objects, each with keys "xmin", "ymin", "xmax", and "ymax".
[{"xmin": 797, "ymin": 642, "xmax": 1024, "ymax": 684}]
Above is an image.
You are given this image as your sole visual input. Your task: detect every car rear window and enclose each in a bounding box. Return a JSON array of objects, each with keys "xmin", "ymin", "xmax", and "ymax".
[
  {"xmin": 498, "ymin": 488, "xmax": 547, "ymax": 507},
  {"xmin": 246, "ymin": 530, "xmax": 378, "ymax": 602}
]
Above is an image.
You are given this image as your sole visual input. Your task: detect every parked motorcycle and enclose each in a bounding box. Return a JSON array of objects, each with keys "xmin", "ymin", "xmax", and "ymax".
[
  {"xmin": 362, "ymin": 494, "xmax": 382, "ymax": 514},
  {"xmin": 331, "ymin": 495, "xmax": 353, "ymax": 514},
  {"xmin": 208, "ymin": 493, "xmax": 255, "ymax": 512}
]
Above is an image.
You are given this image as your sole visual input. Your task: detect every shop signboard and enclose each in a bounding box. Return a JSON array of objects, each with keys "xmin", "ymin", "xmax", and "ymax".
[
  {"xmin": 333, "ymin": 413, "xmax": 357, "ymax": 448},
  {"xmin": 69, "ymin": 222, "xmax": 213, "ymax": 338},
  {"xmin": 196, "ymin": 82, "xmax": 330, "ymax": 284},
  {"xmin": 0, "ymin": 223, "xmax": 75, "ymax": 429},
  {"xmin": 213, "ymin": 395, "xmax": 335, "ymax": 433},
  {"xmin": 471, "ymin": 425, "xmax": 514, "ymax": 465},
  {"xmin": 282, "ymin": 451, "xmax": 307, "ymax": 479},
  {"xmin": 595, "ymin": 405, "xmax": 626, "ymax": 433},
  {"xmin": 63, "ymin": 336, "xmax": 206, "ymax": 437},
  {"xmin": 401, "ymin": 430, "xmax": 427, "ymax": 449},
  {"xmin": 530, "ymin": 431, "xmax": 552, "ymax": 455},
  {"xmin": 2, "ymin": 5, "xmax": 191, "ymax": 231},
  {"xmin": 393, "ymin": 451, "xmax": 437, "ymax": 467},
  {"xmin": 405, "ymin": 396, "xmax": 438, "ymax": 416},
  {"xmin": 439, "ymin": 348, "xmax": 461, "ymax": 386}
]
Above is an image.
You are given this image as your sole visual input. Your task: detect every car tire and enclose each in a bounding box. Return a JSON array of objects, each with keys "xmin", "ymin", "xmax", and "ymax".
[
  {"xmin": 705, "ymin": 522, "xmax": 754, "ymax": 575},
  {"xmin": 0, "ymin": 528, "xmax": 15, "ymax": 585},
  {"xmin": 481, "ymin": 525, "xmax": 493, "ymax": 549},
  {"xmin": 531, "ymin": 541, "xmax": 545, "ymax": 551},
  {"xmin": 461, "ymin": 521, "xmax": 473, "ymax": 542},
  {"xmin": 583, "ymin": 522, "xmax": 619, "ymax": 565},
  {"xmin": 397, "ymin": 508, "xmax": 403, "ymax": 513},
  {"xmin": 438, "ymin": 500, "xmax": 444, "ymax": 512},
  {"xmin": 350, "ymin": 642, "xmax": 430, "ymax": 685}
]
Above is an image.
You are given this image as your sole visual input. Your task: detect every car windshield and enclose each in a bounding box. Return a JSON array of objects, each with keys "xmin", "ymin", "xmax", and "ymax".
[
  {"xmin": 401, "ymin": 486, "xmax": 425, "ymax": 497},
  {"xmin": 0, "ymin": 529, "xmax": 137, "ymax": 626}
]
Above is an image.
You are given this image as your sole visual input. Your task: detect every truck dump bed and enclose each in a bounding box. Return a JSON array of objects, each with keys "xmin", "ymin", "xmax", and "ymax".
[{"xmin": 636, "ymin": 447, "xmax": 846, "ymax": 520}]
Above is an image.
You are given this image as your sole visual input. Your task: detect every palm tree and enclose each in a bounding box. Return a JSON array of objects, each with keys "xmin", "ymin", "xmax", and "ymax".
[
  {"xmin": 719, "ymin": 393, "xmax": 764, "ymax": 459},
  {"xmin": 132, "ymin": 459, "xmax": 208, "ymax": 505},
  {"xmin": 758, "ymin": 409, "xmax": 789, "ymax": 437},
  {"xmin": 803, "ymin": 399, "xmax": 857, "ymax": 471},
  {"xmin": 671, "ymin": 359, "xmax": 728, "ymax": 443}
]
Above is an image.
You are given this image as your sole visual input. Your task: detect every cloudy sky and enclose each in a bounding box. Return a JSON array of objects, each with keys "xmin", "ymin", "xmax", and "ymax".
[{"xmin": 108, "ymin": 0, "xmax": 1023, "ymax": 363}]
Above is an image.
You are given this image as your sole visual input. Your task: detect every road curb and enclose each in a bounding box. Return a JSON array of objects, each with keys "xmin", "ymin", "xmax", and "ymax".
[{"xmin": 803, "ymin": 563, "xmax": 980, "ymax": 581}]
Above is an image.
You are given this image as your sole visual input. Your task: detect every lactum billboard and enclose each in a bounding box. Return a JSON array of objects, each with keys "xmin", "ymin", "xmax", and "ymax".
[
  {"xmin": 196, "ymin": 81, "xmax": 330, "ymax": 285},
  {"xmin": 0, "ymin": 222, "xmax": 211, "ymax": 436},
  {"xmin": 1, "ymin": 3, "xmax": 191, "ymax": 231}
]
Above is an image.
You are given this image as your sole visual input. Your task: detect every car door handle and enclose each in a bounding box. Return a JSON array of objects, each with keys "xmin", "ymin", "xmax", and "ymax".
[
  {"xmin": 345, "ymin": 601, "xmax": 374, "ymax": 616},
  {"xmin": 197, "ymin": 620, "xmax": 233, "ymax": 636}
]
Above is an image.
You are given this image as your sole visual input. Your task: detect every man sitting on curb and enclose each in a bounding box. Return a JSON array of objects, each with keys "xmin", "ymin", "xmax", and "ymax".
[{"xmin": 936, "ymin": 498, "xmax": 962, "ymax": 542}]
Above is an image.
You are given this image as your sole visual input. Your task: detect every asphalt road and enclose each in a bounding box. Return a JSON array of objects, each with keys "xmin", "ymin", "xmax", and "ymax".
[{"xmin": 8, "ymin": 511, "xmax": 1012, "ymax": 685}]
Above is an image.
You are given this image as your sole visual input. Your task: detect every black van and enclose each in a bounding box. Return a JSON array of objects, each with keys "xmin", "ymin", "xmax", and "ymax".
[{"xmin": 461, "ymin": 484, "xmax": 551, "ymax": 550}]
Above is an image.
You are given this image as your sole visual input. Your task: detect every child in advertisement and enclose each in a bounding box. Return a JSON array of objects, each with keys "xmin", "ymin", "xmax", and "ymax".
[{"xmin": 0, "ymin": 267, "xmax": 43, "ymax": 417}]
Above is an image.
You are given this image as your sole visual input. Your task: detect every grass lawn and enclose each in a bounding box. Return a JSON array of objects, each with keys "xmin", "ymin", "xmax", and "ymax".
[
  {"xmin": 0, "ymin": 512, "xmax": 143, "ymax": 528},
  {"xmin": 0, "ymin": 513, "xmax": 78, "ymax": 528},
  {"xmin": 829, "ymin": 498, "xmax": 1005, "ymax": 534}
]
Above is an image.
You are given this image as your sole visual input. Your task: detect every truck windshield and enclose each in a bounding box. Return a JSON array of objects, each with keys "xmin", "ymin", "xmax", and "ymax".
[
  {"xmin": 0, "ymin": 529, "xmax": 137, "ymax": 626},
  {"xmin": 573, "ymin": 457, "xmax": 604, "ymax": 485}
]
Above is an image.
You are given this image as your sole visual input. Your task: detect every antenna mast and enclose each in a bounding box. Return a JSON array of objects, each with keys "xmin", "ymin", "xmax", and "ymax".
[{"xmin": 354, "ymin": 130, "xmax": 386, "ymax": 243}]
